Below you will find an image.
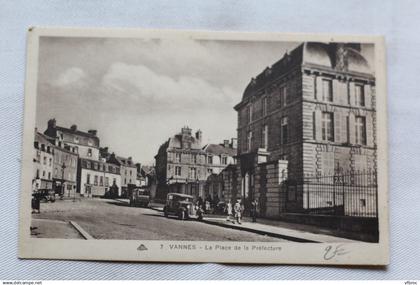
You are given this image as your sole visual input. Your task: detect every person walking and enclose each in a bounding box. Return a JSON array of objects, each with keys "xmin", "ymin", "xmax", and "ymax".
[
  {"xmin": 225, "ymin": 200, "xmax": 233, "ymax": 223},
  {"xmin": 234, "ymin": 199, "xmax": 243, "ymax": 224}
]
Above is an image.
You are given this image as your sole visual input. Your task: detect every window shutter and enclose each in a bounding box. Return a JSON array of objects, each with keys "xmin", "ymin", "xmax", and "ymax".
[
  {"xmin": 314, "ymin": 109, "xmax": 322, "ymax": 141},
  {"xmin": 334, "ymin": 112, "xmax": 341, "ymax": 143},
  {"xmin": 349, "ymin": 82, "xmax": 356, "ymax": 106},
  {"xmin": 366, "ymin": 113, "xmax": 374, "ymax": 147},
  {"xmin": 364, "ymin": 84, "xmax": 372, "ymax": 109},
  {"xmin": 316, "ymin": 76, "xmax": 323, "ymax": 100},
  {"xmin": 332, "ymin": 79, "xmax": 340, "ymax": 104},
  {"xmin": 342, "ymin": 115, "xmax": 349, "ymax": 143},
  {"xmin": 348, "ymin": 112, "xmax": 356, "ymax": 144}
]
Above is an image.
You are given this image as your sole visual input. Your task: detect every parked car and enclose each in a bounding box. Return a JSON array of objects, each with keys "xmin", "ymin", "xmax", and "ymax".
[
  {"xmin": 38, "ymin": 188, "xmax": 56, "ymax": 202},
  {"xmin": 163, "ymin": 193, "xmax": 199, "ymax": 220},
  {"xmin": 129, "ymin": 188, "xmax": 151, "ymax": 208}
]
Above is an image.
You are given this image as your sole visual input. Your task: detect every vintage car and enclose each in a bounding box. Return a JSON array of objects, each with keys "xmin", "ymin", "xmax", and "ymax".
[
  {"xmin": 163, "ymin": 193, "xmax": 200, "ymax": 220},
  {"xmin": 129, "ymin": 187, "xmax": 151, "ymax": 208}
]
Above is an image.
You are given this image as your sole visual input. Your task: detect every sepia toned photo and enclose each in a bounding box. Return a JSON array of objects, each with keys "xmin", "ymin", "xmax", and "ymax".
[{"xmin": 19, "ymin": 28, "xmax": 389, "ymax": 265}]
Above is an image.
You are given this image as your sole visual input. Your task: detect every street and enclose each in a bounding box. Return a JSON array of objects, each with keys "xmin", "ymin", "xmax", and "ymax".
[{"xmin": 31, "ymin": 198, "xmax": 284, "ymax": 241}]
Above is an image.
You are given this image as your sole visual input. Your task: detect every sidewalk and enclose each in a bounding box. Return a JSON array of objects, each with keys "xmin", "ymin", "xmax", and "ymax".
[
  {"xmin": 148, "ymin": 202, "xmax": 357, "ymax": 243},
  {"xmin": 31, "ymin": 218, "xmax": 83, "ymax": 239}
]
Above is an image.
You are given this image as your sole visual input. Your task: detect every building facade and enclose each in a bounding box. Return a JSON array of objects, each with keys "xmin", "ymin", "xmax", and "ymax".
[
  {"xmin": 203, "ymin": 139, "xmax": 237, "ymax": 175},
  {"xmin": 108, "ymin": 154, "xmax": 137, "ymax": 197},
  {"xmin": 234, "ymin": 42, "xmax": 376, "ymax": 217},
  {"xmin": 33, "ymin": 131, "xmax": 54, "ymax": 192},
  {"xmin": 77, "ymin": 158, "xmax": 122, "ymax": 197},
  {"xmin": 51, "ymin": 144, "xmax": 78, "ymax": 197},
  {"xmin": 155, "ymin": 127, "xmax": 207, "ymax": 199},
  {"xmin": 44, "ymin": 119, "xmax": 100, "ymax": 160},
  {"xmin": 155, "ymin": 127, "xmax": 238, "ymax": 200}
]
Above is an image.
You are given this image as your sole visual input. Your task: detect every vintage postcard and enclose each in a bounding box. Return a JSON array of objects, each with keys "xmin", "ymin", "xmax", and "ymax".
[{"xmin": 19, "ymin": 27, "xmax": 389, "ymax": 265}]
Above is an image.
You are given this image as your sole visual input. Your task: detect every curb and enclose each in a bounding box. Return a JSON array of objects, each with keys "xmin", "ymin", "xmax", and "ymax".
[
  {"xmin": 201, "ymin": 219, "xmax": 319, "ymax": 243},
  {"xmin": 149, "ymin": 205, "xmax": 317, "ymax": 243},
  {"xmin": 69, "ymin": 220, "xmax": 94, "ymax": 240}
]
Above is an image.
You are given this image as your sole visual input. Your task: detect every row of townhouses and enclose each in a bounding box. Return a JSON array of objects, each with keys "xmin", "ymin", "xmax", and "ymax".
[
  {"xmin": 155, "ymin": 42, "xmax": 377, "ymax": 220},
  {"xmin": 32, "ymin": 119, "xmax": 148, "ymax": 198}
]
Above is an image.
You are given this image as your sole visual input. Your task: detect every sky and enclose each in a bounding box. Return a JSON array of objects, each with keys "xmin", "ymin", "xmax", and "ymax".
[{"xmin": 36, "ymin": 37, "xmax": 373, "ymax": 165}]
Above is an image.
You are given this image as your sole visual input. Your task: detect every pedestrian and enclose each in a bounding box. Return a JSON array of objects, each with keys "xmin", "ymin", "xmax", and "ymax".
[
  {"xmin": 234, "ymin": 199, "xmax": 243, "ymax": 224},
  {"xmin": 251, "ymin": 198, "xmax": 258, "ymax": 222},
  {"xmin": 225, "ymin": 200, "xmax": 233, "ymax": 223},
  {"xmin": 31, "ymin": 192, "xmax": 41, "ymax": 214}
]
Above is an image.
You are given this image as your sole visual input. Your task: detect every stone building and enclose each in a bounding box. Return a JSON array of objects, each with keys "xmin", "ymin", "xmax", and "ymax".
[
  {"xmin": 44, "ymin": 119, "xmax": 100, "ymax": 160},
  {"xmin": 155, "ymin": 127, "xmax": 207, "ymax": 199},
  {"xmin": 51, "ymin": 144, "xmax": 78, "ymax": 197},
  {"xmin": 203, "ymin": 139, "xmax": 237, "ymax": 175},
  {"xmin": 33, "ymin": 131, "xmax": 54, "ymax": 192},
  {"xmin": 155, "ymin": 127, "xmax": 238, "ymax": 200},
  {"xmin": 233, "ymin": 42, "xmax": 376, "ymax": 217},
  {"xmin": 107, "ymin": 154, "xmax": 137, "ymax": 198},
  {"xmin": 77, "ymin": 158, "xmax": 122, "ymax": 197}
]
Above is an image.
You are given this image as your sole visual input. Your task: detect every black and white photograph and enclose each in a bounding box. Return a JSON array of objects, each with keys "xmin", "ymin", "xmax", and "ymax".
[{"xmin": 18, "ymin": 28, "xmax": 389, "ymax": 265}]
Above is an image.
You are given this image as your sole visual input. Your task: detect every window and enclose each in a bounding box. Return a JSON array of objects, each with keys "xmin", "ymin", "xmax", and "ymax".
[
  {"xmin": 42, "ymin": 170, "xmax": 45, "ymax": 178},
  {"xmin": 43, "ymin": 156, "xmax": 47, "ymax": 165},
  {"xmin": 124, "ymin": 178, "xmax": 127, "ymax": 185},
  {"xmin": 247, "ymin": 131, "xmax": 253, "ymax": 151},
  {"xmin": 48, "ymin": 172, "xmax": 51, "ymax": 180},
  {"xmin": 322, "ymin": 79, "xmax": 333, "ymax": 102},
  {"xmin": 321, "ymin": 112, "xmax": 334, "ymax": 142},
  {"xmin": 105, "ymin": 177, "xmax": 109, "ymax": 187},
  {"xmin": 248, "ymin": 105, "xmax": 253, "ymax": 123},
  {"xmin": 281, "ymin": 117, "xmax": 288, "ymax": 144},
  {"xmin": 49, "ymin": 158, "xmax": 52, "ymax": 166},
  {"xmin": 280, "ymin": 85, "xmax": 287, "ymax": 107},
  {"xmin": 207, "ymin": 155, "xmax": 213, "ymax": 164},
  {"xmin": 207, "ymin": 168, "xmax": 213, "ymax": 174},
  {"xmin": 74, "ymin": 136, "xmax": 79, "ymax": 143},
  {"xmin": 94, "ymin": 162, "xmax": 98, "ymax": 170},
  {"xmin": 113, "ymin": 178, "xmax": 116, "ymax": 185},
  {"xmin": 175, "ymin": 153, "xmax": 181, "ymax": 163},
  {"xmin": 130, "ymin": 170, "xmax": 132, "ymax": 176},
  {"xmin": 175, "ymin": 166, "xmax": 182, "ymax": 176},
  {"xmin": 221, "ymin": 156, "xmax": 227, "ymax": 165},
  {"xmin": 262, "ymin": 124, "xmax": 268, "ymax": 149},
  {"xmin": 190, "ymin": 167, "xmax": 197, "ymax": 179},
  {"xmin": 355, "ymin": 116, "xmax": 367, "ymax": 145},
  {"xmin": 355, "ymin": 84, "xmax": 365, "ymax": 106},
  {"xmin": 36, "ymin": 169, "xmax": 40, "ymax": 179},
  {"xmin": 87, "ymin": 148, "xmax": 92, "ymax": 157},
  {"xmin": 262, "ymin": 97, "xmax": 268, "ymax": 116},
  {"xmin": 99, "ymin": 176, "xmax": 103, "ymax": 186},
  {"xmin": 86, "ymin": 174, "xmax": 90, "ymax": 185},
  {"xmin": 94, "ymin": 175, "xmax": 98, "ymax": 186}
]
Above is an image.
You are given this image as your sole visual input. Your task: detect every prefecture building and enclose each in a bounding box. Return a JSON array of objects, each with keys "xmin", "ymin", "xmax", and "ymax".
[{"xmin": 233, "ymin": 42, "xmax": 376, "ymax": 217}]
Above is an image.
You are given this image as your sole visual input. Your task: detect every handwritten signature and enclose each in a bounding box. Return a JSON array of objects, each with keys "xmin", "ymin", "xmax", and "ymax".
[{"xmin": 323, "ymin": 244, "xmax": 349, "ymax": 260}]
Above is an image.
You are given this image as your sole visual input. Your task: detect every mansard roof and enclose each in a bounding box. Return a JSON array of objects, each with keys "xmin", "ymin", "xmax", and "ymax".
[
  {"xmin": 202, "ymin": 143, "xmax": 236, "ymax": 157},
  {"xmin": 240, "ymin": 42, "xmax": 373, "ymax": 103}
]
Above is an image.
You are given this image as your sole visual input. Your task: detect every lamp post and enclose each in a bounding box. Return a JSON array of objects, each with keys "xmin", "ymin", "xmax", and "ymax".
[{"xmin": 60, "ymin": 162, "xmax": 66, "ymax": 200}]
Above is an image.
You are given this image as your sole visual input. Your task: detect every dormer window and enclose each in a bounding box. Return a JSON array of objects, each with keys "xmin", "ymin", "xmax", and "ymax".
[{"xmin": 74, "ymin": 136, "xmax": 79, "ymax": 143}]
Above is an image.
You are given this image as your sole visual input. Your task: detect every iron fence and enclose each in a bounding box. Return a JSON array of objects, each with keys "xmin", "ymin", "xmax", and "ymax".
[{"xmin": 286, "ymin": 170, "xmax": 378, "ymax": 217}]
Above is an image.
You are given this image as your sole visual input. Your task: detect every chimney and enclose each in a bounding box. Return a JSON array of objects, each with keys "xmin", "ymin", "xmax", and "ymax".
[
  {"xmin": 195, "ymin": 130, "xmax": 202, "ymax": 142},
  {"xmin": 231, "ymin": 138, "xmax": 238, "ymax": 149},
  {"xmin": 47, "ymin": 118, "xmax": 56, "ymax": 129},
  {"xmin": 181, "ymin": 126, "xmax": 192, "ymax": 136},
  {"xmin": 70, "ymin": 124, "xmax": 77, "ymax": 131},
  {"xmin": 88, "ymin": 129, "xmax": 97, "ymax": 136},
  {"xmin": 223, "ymin": 140, "xmax": 229, "ymax": 148}
]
